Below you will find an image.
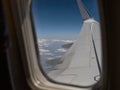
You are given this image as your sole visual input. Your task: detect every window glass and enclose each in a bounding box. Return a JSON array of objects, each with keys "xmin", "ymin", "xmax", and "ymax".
[{"xmin": 32, "ymin": 0, "xmax": 102, "ymax": 86}]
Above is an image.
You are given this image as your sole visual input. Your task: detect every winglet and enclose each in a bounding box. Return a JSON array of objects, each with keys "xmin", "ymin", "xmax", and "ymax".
[{"xmin": 76, "ymin": 0, "xmax": 92, "ymax": 20}]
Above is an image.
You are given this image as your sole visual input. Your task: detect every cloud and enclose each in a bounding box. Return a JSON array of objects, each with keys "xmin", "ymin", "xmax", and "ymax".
[
  {"xmin": 39, "ymin": 48, "xmax": 53, "ymax": 56},
  {"xmin": 62, "ymin": 40, "xmax": 74, "ymax": 43},
  {"xmin": 38, "ymin": 39, "xmax": 47, "ymax": 44},
  {"xmin": 47, "ymin": 56, "xmax": 62, "ymax": 60},
  {"xmin": 52, "ymin": 39, "xmax": 74, "ymax": 43},
  {"xmin": 39, "ymin": 48, "xmax": 50, "ymax": 53},
  {"xmin": 37, "ymin": 38, "xmax": 74, "ymax": 48},
  {"xmin": 56, "ymin": 48, "xmax": 67, "ymax": 52},
  {"xmin": 37, "ymin": 39, "xmax": 50, "ymax": 47},
  {"xmin": 37, "ymin": 38, "xmax": 74, "ymax": 56},
  {"xmin": 43, "ymin": 53, "xmax": 54, "ymax": 56}
]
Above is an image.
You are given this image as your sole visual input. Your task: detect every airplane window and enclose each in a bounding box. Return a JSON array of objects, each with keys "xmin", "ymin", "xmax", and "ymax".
[{"xmin": 32, "ymin": 0, "xmax": 102, "ymax": 87}]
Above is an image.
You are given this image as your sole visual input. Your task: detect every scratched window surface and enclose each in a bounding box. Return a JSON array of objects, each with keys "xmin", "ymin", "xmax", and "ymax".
[{"xmin": 32, "ymin": 0, "xmax": 102, "ymax": 86}]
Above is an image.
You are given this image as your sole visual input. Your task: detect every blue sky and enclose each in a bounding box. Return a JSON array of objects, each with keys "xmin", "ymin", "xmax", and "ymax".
[{"xmin": 32, "ymin": 0, "xmax": 99, "ymax": 40}]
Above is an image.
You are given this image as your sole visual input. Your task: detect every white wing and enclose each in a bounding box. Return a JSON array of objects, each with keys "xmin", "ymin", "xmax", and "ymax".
[{"xmin": 48, "ymin": 19, "xmax": 102, "ymax": 86}]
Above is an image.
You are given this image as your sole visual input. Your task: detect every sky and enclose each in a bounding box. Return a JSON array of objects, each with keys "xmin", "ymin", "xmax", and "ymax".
[{"xmin": 32, "ymin": 0, "xmax": 100, "ymax": 40}]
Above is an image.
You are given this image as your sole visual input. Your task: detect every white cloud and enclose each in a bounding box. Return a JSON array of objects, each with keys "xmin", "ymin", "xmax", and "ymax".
[
  {"xmin": 37, "ymin": 38, "xmax": 74, "ymax": 55},
  {"xmin": 39, "ymin": 48, "xmax": 50, "ymax": 53},
  {"xmin": 40, "ymin": 52, "xmax": 54, "ymax": 56},
  {"xmin": 43, "ymin": 53, "xmax": 54, "ymax": 56},
  {"xmin": 37, "ymin": 39, "xmax": 50, "ymax": 47},
  {"xmin": 37, "ymin": 38, "xmax": 74, "ymax": 47},
  {"xmin": 47, "ymin": 57, "xmax": 55, "ymax": 60},
  {"xmin": 52, "ymin": 39, "xmax": 61, "ymax": 42},
  {"xmin": 47, "ymin": 56, "xmax": 62, "ymax": 60},
  {"xmin": 55, "ymin": 56, "xmax": 62, "ymax": 58},
  {"xmin": 52, "ymin": 39, "xmax": 74, "ymax": 43},
  {"xmin": 38, "ymin": 39, "xmax": 47, "ymax": 45},
  {"xmin": 39, "ymin": 48, "xmax": 53, "ymax": 56},
  {"xmin": 63, "ymin": 40, "xmax": 74, "ymax": 43},
  {"xmin": 56, "ymin": 48, "xmax": 67, "ymax": 52}
]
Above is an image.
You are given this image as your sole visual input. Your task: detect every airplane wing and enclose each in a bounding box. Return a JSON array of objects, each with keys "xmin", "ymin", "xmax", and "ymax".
[
  {"xmin": 48, "ymin": 19, "xmax": 101, "ymax": 86},
  {"xmin": 47, "ymin": 0, "xmax": 102, "ymax": 86}
]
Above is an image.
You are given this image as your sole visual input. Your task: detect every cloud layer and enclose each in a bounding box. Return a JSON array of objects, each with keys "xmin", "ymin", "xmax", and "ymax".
[
  {"xmin": 56, "ymin": 48, "xmax": 67, "ymax": 52},
  {"xmin": 37, "ymin": 38, "xmax": 74, "ymax": 59}
]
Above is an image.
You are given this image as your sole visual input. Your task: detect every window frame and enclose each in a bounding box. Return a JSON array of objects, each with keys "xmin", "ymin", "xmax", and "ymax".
[
  {"xmin": 28, "ymin": 0, "xmax": 105, "ymax": 89},
  {"xmin": 4, "ymin": 0, "xmax": 107, "ymax": 90}
]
